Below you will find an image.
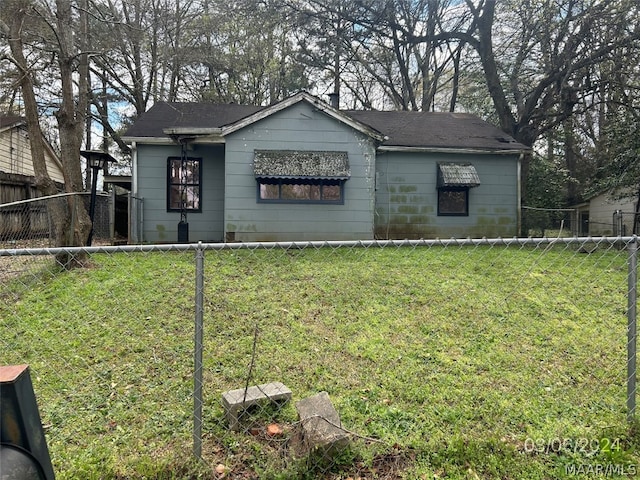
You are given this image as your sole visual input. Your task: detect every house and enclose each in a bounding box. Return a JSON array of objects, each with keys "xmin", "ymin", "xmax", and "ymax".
[
  {"xmin": 1, "ymin": 115, "xmax": 66, "ymax": 241},
  {"xmin": 123, "ymin": 92, "xmax": 528, "ymax": 243},
  {"xmin": 0, "ymin": 115, "xmax": 65, "ymax": 203},
  {"xmin": 572, "ymin": 189, "xmax": 638, "ymax": 236}
]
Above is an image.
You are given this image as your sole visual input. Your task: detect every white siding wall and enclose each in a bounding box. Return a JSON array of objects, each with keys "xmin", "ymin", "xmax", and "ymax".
[
  {"xmin": 588, "ymin": 191, "xmax": 636, "ymax": 236},
  {"xmin": 0, "ymin": 124, "xmax": 65, "ymax": 184}
]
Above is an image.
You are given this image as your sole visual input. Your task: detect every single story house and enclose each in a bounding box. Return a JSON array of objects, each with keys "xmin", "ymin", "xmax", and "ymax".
[
  {"xmin": 572, "ymin": 189, "xmax": 638, "ymax": 236},
  {"xmin": 123, "ymin": 92, "xmax": 528, "ymax": 243}
]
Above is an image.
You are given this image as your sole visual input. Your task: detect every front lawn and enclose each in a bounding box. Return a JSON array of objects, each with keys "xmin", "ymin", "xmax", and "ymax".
[{"xmin": 1, "ymin": 243, "xmax": 638, "ymax": 478}]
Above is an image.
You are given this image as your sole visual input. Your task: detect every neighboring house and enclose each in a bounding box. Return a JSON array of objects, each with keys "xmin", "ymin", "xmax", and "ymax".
[
  {"xmin": 572, "ymin": 189, "xmax": 638, "ymax": 236},
  {"xmin": 123, "ymin": 92, "xmax": 528, "ymax": 243},
  {"xmin": 0, "ymin": 115, "xmax": 65, "ymax": 203},
  {"xmin": 0, "ymin": 115, "xmax": 66, "ymax": 240}
]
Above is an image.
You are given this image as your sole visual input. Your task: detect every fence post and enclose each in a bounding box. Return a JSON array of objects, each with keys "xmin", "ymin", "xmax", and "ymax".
[
  {"xmin": 193, "ymin": 242, "xmax": 205, "ymax": 458},
  {"xmin": 68, "ymin": 194, "xmax": 77, "ymax": 246},
  {"xmin": 628, "ymin": 236, "xmax": 638, "ymax": 422}
]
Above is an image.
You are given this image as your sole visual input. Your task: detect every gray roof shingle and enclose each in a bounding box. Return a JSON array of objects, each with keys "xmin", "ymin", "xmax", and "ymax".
[
  {"xmin": 347, "ymin": 110, "xmax": 524, "ymax": 150},
  {"xmin": 124, "ymin": 102, "xmax": 264, "ymax": 137},
  {"xmin": 124, "ymin": 100, "xmax": 527, "ymax": 151},
  {"xmin": 437, "ymin": 163, "xmax": 481, "ymax": 187},
  {"xmin": 0, "ymin": 115, "xmax": 25, "ymax": 129}
]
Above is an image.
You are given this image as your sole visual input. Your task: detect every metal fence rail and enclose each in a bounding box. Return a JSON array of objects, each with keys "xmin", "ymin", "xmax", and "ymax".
[{"xmin": 1, "ymin": 236, "xmax": 637, "ymax": 478}]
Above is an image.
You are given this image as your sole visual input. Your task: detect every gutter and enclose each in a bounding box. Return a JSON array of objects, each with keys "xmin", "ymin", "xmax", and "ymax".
[
  {"xmin": 378, "ymin": 145, "xmax": 530, "ymax": 155},
  {"xmin": 122, "ymin": 136, "xmax": 177, "ymax": 145},
  {"xmin": 123, "ymin": 129, "xmax": 225, "ymax": 145},
  {"xmin": 163, "ymin": 127, "xmax": 223, "ymax": 137}
]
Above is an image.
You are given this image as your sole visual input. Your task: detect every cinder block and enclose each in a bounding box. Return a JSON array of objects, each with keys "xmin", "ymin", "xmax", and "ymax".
[
  {"xmin": 222, "ymin": 382, "xmax": 292, "ymax": 431},
  {"xmin": 295, "ymin": 391, "xmax": 349, "ymax": 453}
]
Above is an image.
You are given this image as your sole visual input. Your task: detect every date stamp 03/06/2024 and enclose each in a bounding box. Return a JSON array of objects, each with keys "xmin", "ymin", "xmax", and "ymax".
[{"xmin": 523, "ymin": 437, "xmax": 637, "ymax": 477}]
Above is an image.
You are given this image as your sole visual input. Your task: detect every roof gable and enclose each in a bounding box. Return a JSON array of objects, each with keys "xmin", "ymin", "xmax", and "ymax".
[
  {"xmin": 0, "ymin": 115, "xmax": 65, "ymax": 183},
  {"xmin": 221, "ymin": 92, "xmax": 386, "ymax": 142}
]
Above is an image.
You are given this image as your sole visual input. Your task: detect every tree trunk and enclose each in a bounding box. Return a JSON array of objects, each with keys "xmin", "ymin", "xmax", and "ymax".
[
  {"xmin": 53, "ymin": 0, "xmax": 92, "ymax": 264},
  {"xmin": 473, "ymin": 1, "xmax": 518, "ymax": 137},
  {"xmin": 4, "ymin": 0, "xmax": 69, "ymax": 249}
]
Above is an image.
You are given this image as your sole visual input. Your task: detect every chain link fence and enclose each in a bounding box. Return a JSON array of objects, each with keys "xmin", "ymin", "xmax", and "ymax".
[
  {"xmin": 0, "ymin": 193, "xmax": 113, "ymax": 247},
  {"xmin": 1, "ymin": 237, "xmax": 638, "ymax": 478},
  {"xmin": 522, "ymin": 206, "xmax": 640, "ymax": 238},
  {"xmin": 521, "ymin": 206, "xmax": 577, "ymax": 237}
]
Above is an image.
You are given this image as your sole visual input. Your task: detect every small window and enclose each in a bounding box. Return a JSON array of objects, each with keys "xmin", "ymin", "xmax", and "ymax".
[
  {"xmin": 257, "ymin": 179, "xmax": 344, "ymax": 204},
  {"xmin": 436, "ymin": 162, "xmax": 479, "ymax": 217},
  {"xmin": 167, "ymin": 157, "xmax": 202, "ymax": 212},
  {"xmin": 438, "ymin": 187, "xmax": 468, "ymax": 216}
]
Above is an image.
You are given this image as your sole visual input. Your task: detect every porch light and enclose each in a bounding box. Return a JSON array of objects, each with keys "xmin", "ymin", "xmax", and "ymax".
[{"xmin": 80, "ymin": 150, "xmax": 118, "ymax": 246}]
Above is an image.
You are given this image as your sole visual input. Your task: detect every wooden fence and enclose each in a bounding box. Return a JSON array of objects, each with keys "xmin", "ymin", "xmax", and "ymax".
[{"xmin": 0, "ymin": 172, "xmax": 64, "ymax": 240}]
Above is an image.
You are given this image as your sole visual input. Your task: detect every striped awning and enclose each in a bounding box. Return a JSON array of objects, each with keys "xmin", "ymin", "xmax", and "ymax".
[
  {"xmin": 254, "ymin": 150, "xmax": 350, "ymax": 180},
  {"xmin": 437, "ymin": 163, "xmax": 480, "ymax": 187}
]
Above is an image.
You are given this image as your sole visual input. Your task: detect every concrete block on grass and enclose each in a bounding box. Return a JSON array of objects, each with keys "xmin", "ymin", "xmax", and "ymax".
[
  {"xmin": 222, "ymin": 382, "xmax": 292, "ymax": 431},
  {"xmin": 295, "ymin": 391, "xmax": 349, "ymax": 453}
]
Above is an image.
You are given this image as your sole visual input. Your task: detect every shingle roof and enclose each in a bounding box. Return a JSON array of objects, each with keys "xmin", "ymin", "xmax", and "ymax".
[
  {"xmin": 347, "ymin": 110, "xmax": 525, "ymax": 150},
  {"xmin": 0, "ymin": 115, "xmax": 25, "ymax": 129},
  {"xmin": 124, "ymin": 102, "xmax": 264, "ymax": 137},
  {"xmin": 124, "ymin": 98, "xmax": 528, "ymax": 151}
]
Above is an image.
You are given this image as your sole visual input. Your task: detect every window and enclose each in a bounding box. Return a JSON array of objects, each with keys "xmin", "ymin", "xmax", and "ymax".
[
  {"xmin": 254, "ymin": 150, "xmax": 349, "ymax": 204},
  {"xmin": 167, "ymin": 157, "xmax": 201, "ymax": 212},
  {"xmin": 436, "ymin": 163, "xmax": 480, "ymax": 217},
  {"xmin": 258, "ymin": 179, "xmax": 344, "ymax": 204},
  {"xmin": 438, "ymin": 187, "xmax": 469, "ymax": 215}
]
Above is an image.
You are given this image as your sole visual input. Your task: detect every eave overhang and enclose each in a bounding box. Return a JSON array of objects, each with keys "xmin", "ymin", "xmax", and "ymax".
[
  {"xmin": 163, "ymin": 127, "xmax": 223, "ymax": 137},
  {"xmin": 123, "ymin": 133, "xmax": 225, "ymax": 145},
  {"xmin": 0, "ymin": 121, "xmax": 26, "ymax": 134}
]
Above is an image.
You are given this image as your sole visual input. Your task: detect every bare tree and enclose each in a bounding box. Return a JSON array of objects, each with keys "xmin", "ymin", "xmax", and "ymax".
[
  {"xmin": 1, "ymin": 0, "xmax": 94, "ymax": 256},
  {"xmin": 289, "ymin": 0, "xmax": 475, "ymax": 111},
  {"xmin": 189, "ymin": 0, "xmax": 309, "ymax": 105},
  {"xmin": 466, "ymin": 0, "xmax": 638, "ymax": 174}
]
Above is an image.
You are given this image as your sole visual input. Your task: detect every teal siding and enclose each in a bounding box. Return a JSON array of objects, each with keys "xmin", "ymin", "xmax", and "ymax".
[
  {"xmin": 136, "ymin": 144, "xmax": 225, "ymax": 243},
  {"xmin": 132, "ymin": 101, "xmax": 521, "ymax": 243},
  {"xmin": 375, "ymin": 152, "xmax": 519, "ymax": 239},
  {"xmin": 224, "ymin": 102, "xmax": 377, "ymax": 242}
]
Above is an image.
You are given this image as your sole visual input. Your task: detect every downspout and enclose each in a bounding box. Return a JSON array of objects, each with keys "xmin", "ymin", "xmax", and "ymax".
[
  {"xmin": 131, "ymin": 141, "xmax": 138, "ymax": 194},
  {"xmin": 517, "ymin": 153, "xmax": 522, "ymax": 236},
  {"xmin": 634, "ymin": 187, "xmax": 640, "ymax": 235},
  {"xmin": 130, "ymin": 141, "xmax": 140, "ymax": 243}
]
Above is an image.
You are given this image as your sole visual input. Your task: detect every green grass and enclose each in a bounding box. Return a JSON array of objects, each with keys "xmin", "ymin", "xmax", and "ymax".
[{"xmin": 1, "ymin": 244, "xmax": 638, "ymax": 479}]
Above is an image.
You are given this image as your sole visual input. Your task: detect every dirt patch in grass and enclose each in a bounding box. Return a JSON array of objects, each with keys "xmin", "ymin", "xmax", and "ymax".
[{"xmin": 201, "ymin": 419, "xmax": 415, "ymax": 479}]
